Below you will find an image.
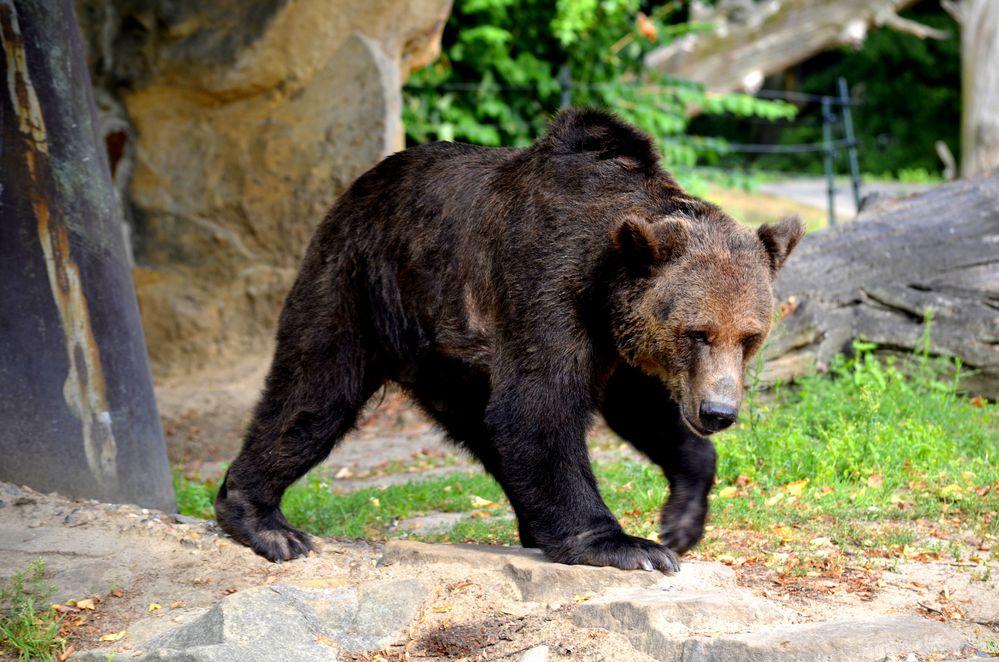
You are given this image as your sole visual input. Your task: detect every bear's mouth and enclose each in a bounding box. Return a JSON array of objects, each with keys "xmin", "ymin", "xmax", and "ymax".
[{"xmin": 681, "ymin": 408, "xmax": 712, "ymax": 438}]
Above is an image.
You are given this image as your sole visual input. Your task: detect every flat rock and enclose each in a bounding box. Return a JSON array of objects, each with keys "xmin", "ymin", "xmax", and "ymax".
[
  {"xmin": 381, "ymin": 540, "xmax": 547, "ymax": 570},
  {"xmin": 573, "ymin": 588, "xmax": 788, "ymax": 638},
  {"xmin": 693, "ymin": 617, "xmax": 968, "ymax": 662},
  {"xmin": 382, "ymin": 540, "xmax": 736, "ymax": 603},
  {"xmin": 629, "ymin": 616, "xmax": 967, "ymax": 662},
  {"xmin": 72, "ymin": 579, "xmax": 427, "ymax": 661}
]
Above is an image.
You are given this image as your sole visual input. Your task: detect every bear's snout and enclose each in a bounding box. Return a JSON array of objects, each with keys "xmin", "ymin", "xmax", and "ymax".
[{"xmin": 698, "ymin": 400, "xmax": 738, "ymax": 433}]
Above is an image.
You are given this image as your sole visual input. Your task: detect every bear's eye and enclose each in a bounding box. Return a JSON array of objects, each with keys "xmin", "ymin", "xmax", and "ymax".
[
  {"xmin": 687, "ymin": 331, "xmax": 710, "ymax": 345},
  {"xmin": 742, "ymin": 334, "xmax": 761, "ymax": 350}
]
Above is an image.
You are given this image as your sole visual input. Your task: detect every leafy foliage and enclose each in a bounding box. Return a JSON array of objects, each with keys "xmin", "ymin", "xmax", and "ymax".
[{"xmin": 403, "ymin": 0, "xmax": 794, "ymax": 176}]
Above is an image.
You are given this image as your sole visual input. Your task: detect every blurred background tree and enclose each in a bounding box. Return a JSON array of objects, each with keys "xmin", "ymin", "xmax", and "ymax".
[{"xmin": 689, "ymin": 1, "xmax": 961, "ymax": 179}]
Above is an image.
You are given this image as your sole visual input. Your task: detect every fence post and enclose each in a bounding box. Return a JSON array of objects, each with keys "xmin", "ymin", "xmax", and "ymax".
[
  {"xmin": 837, "ymin": 77, "xmax": 862, "ymax": 211},
  {"xmin": 822, "ymin": 96, "xmax": 836, "ymax": 227},
  {"xmin": 559, "ymin": 65, "xmax": 572, "ymax": 108}
]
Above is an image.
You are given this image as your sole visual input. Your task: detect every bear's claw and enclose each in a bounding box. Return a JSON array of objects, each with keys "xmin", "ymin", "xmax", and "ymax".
[
  {"xmin": 547, "ymin": 528, "xmax": 680, "ymax": 574},
  {"xmin": 215, "ymin": 485, "xmax": 315, "ymax": 562},
  {"xmin": 246, "ymin": 516, "xmax": 316, "ymax": 562}
]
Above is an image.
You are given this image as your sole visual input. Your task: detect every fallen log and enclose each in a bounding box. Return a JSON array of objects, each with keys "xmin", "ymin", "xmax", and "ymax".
[{"xmin": 764, "ymin": 174, "xmax": 999, "ymax": 398}]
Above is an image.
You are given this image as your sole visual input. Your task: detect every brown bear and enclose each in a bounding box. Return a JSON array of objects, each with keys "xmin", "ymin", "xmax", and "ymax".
[{"xmin": 215, "ymin": 108, "xmax": 805, "ymax": 572}]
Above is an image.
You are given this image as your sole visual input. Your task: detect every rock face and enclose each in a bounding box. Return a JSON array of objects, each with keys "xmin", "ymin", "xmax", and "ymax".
[
  {"xmin": 73, "ymin": 580, "xmax": 428, "ymax": 661},
  {"xmin": 765, "ymin": 174, "xmax": 999, "ymax": 398},
  {"xmin": 74, "ymin": 0, "xmax": 452, "ymax": 374}
]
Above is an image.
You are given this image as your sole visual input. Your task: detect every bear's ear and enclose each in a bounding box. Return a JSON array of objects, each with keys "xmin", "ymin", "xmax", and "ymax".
[
  {"xmin": 612, "ymin": 216, "xmax": 687, "ymax": 273},
  {"xmin": 757, "ymin": 215, "xmax": 806, "ymax": 276}
]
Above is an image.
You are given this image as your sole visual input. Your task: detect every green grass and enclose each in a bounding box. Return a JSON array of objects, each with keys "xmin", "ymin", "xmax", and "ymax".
[
  {"xmin": 0, "ymin": 560, "xmax": 65, "ymax": 662},
  {"xmin": 176, "ymin": 344, "xmax": 998, "ymax": 569}
]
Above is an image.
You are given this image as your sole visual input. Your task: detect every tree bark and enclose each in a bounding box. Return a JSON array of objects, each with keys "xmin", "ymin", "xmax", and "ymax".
[
  {"xmin": 763, "ymin": 174, "xmax": 999, "ymax": 399},
  {"xmin": 645, "ymin": 0, "xmax": 921, "ymax": 93},
  {"xmin": 943, "ymin": 0, "xmax": 999, "ymax": 177},
  {"xmin": 0, "ymin": 0, "xmax": 174, "ymax": 509}
]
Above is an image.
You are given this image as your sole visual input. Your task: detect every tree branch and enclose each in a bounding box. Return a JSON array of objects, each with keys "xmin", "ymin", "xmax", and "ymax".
[
  {"xmin": 941, "ymin": 0, "xmax": 965, "ymax": 25},
  {"xmin": 645, "ymin": 0, "xmax": 921, "ymax": 93},
  {"xmin": 875, "ymin": 9, "xmax": 951, "ymax": 39}
]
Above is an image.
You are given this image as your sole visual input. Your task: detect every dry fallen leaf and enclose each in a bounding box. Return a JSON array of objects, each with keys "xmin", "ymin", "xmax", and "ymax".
[
  {"xmin": 717, "ymin": 486, "xmax": 738, "ymax": 499},
  {"xmin": 315, "ymin": 633, "xmax": 337, "ymax": 648},
  {"xmin": 784, "ymin": 479, "xmax": 809, "ymax": 497},
  {"xmin": 447, "ymin": 581, "xmax": 474, "ymax": 593},
  {"xmin": 867, "ymin": 474, "xmax": 884, "ymax": 488},
  {"xmin": 74, "ymin": 598, "xmax": 96, "ymax": 611},
  {"xmin": 98, "ymin": 631, "xmax": 126, "ymax": 642},
  {"xmin": 771, "ymin": 525, "xmax": 795, "ymax": 542},
  {"xmin": 431, "ymin": 604, "xmax": 452, "ymax": 613},
  {"xmin": 110, "ymin": 589, "xmax": 124, "ymax": 598},
  {"xmin": 148, "ymin": 603, "xmax": 161, "ymax": 612},
  {"xmin": 469, "ymin": 495, "xmax": 498, "ymax": 508},
  {"xmin": 938, "ymin": 484, "xmax": 963, "ymax": 499}
]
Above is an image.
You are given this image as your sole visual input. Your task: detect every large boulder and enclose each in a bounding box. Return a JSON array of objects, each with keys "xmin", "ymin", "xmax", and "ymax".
[{"xmin": 75, "ymin": 0, "xmax": 451, "ymax": 374}]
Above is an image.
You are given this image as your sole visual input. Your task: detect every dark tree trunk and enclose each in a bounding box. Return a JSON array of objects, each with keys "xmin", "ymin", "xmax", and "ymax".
[
  {"xmin": 763, "ymin": 174, "xmax": 999, "ymax": 399},
  {"xmin": 0, "ymin": 0, "xmax": 174, "ymax": 510}
]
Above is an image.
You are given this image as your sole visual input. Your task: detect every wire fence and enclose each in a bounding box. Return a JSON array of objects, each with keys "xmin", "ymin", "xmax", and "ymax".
[{"xmin": 405, "ymin": 76, "xmax": 864, "ymax": 226}]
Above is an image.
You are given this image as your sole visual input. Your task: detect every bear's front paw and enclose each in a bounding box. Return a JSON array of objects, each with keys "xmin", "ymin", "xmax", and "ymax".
[
  {"xmin": 546, "ymin": 528, "xmax": 679, "ymax": 573},
  {"xmin": 216, "ymin": 490, "xmax": 315, "ymax": 562},
  {"xmin": 660, "ymin": 506, "xmax": 706, "ymax": 555}
]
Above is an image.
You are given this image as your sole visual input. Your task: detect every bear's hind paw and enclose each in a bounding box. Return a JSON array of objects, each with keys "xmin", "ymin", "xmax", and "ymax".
[
  {"xmin": 249, "ymin": 521, "xmax": 316, "ymax": 562},
  {"xmin": 216, "ymin": 492, "xmax": 316, "ymax": 562}
]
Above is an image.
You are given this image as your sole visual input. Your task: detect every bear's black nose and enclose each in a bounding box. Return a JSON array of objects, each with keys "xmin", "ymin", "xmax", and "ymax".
[{"xmin": 699, "ymin": 401, "xmax": 738, "ymax": 433}]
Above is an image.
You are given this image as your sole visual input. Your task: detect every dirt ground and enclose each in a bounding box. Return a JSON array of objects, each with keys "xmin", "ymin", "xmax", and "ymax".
[{"xmin": 156, "ymin": 354, "xmax": 442, "ymax": 471}]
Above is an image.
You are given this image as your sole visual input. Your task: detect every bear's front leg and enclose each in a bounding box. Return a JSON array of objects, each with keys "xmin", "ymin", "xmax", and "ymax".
[
  {"xmin": 485, "ymin": 372, "xmax": 679, "ymax": 573},
  {"xmin": 656, "ymin": 432, "xmax": 717, "ymax": 554},
  {"xmin": 601, "ymin": 363, "xmax": 717, "ymax": 555}
]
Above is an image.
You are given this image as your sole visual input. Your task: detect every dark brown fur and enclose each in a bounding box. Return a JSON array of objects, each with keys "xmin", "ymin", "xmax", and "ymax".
[{"xmin": 215, "ymin": 108, "xmax": 805, "ymax": 570}]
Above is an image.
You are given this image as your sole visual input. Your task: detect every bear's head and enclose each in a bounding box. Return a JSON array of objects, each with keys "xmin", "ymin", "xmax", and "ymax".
[{"xmin": 609, "ymin": 211, "xmax": 805, "ymax": 436}]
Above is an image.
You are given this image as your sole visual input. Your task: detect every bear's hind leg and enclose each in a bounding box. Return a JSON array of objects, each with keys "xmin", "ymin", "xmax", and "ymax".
[{"xmin": 216, "ymin": 315, "xmax": 383, "ymax": 562}]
